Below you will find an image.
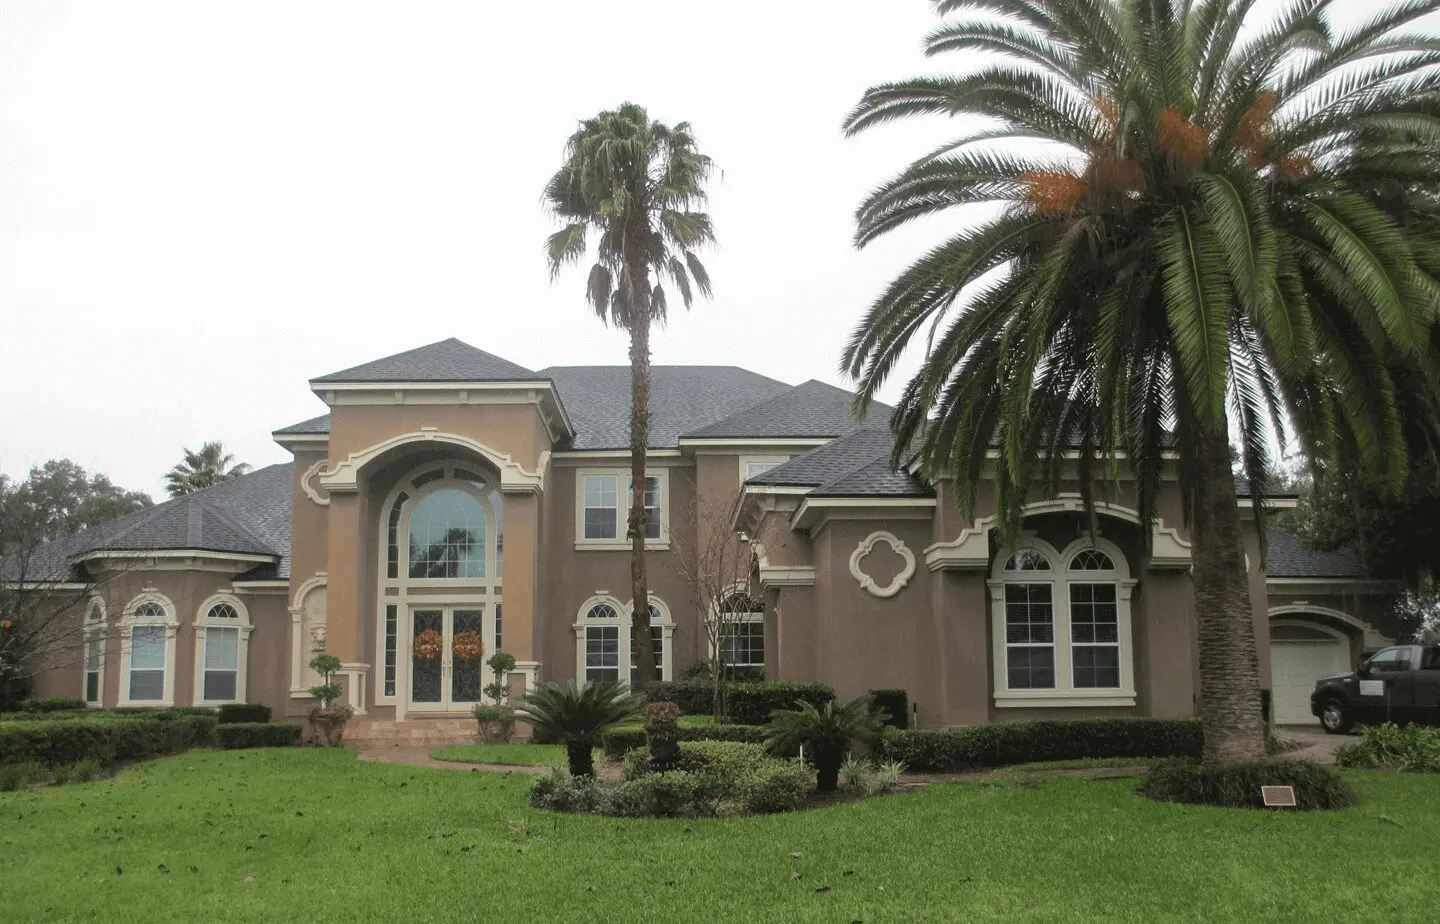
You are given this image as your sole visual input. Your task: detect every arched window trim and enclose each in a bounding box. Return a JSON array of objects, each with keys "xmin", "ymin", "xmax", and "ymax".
[
  {"xmin": 398, "ymin": 469, "xmax": 500, "ymax": 585},
  {"xmin": 193, "ymin": 593, "xmax": 253, "ymax": 705},
  {"xmin": 987, "ymin": 536, "xmax": 1137, "ymax": 708},
  {"xmin": 118, "ymin": 591, "xmax": 179, "ymax": 707},
  {"xmin": 710, "ymin": 581, "xmax": 766, "ymax": 673},
  {"xmin": 82, "ymin": 596, "xmax": 107, "ymax": 706},
  {"xmin": 572, "ymin": 594, "xmax": 675, "ymax": 685}
]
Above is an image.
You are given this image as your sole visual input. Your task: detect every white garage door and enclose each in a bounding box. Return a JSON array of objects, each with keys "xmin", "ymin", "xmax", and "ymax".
[{"xmin": 1271, "ymin": 640, "xmax": 1349, "ymax": 725}]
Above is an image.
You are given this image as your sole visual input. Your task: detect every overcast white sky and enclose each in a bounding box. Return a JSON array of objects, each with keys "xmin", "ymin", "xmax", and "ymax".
[{"xmin": 1, "ymin": 0, "xmax": 969, "ymax": 498}]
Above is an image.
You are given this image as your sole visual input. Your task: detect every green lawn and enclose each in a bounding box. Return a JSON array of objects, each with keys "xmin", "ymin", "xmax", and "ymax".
[
  {"xmin": 2, "ymin": 750, "xmax": 1437, "ymax": 923},
  {"xmin": 429, "ymin": 743, "xmax": 582, "ymax": 767}
]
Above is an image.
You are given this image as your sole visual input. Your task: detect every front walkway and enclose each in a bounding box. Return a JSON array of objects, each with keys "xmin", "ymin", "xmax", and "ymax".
[{"xmin": 355, "ymin": 745, "xmax": 550, "ymax": 774}]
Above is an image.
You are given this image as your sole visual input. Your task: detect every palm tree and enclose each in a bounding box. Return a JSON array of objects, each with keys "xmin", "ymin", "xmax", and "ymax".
[
  {"xmin": 765, "ymin": 695, "xmax": 889, "ymax": 792},
  {"xmin": 543, "ymin": 103, "xmax": 717, "ymax": 686},
  {"xmin": 165, "ymin": 442, "xmax": 251, "ymax": 497},
  {"xmin": 842, "ymin": 1, "xmax": 1440, "ymax": 764},
  {"xmin": 514, "ymin": 680, "xmax": 643, "ymax": 777}
]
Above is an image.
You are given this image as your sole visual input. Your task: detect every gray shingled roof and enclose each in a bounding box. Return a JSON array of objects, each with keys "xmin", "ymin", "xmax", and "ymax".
[
  {"xmin": 1265, "ymin": 529, "xmax": 1368, "ymax": 578},
  {"xmin": 311, "ymin": 338, "xmax": 538, "ymax": 384},
  {"xmin": 1236, "ymin": 475, "xmax": 1301, "ymax": 499},
  {"xmin": 2, "ymin": 464, "xmax": 294, "ymax": 583},
  {"xmin": 681, "ymin": 380, "xmax": 888, "ymax": 440},
  {"xmin": 273, "ymin": 413, "xmax": 332, "ymax": 436},
  {"xmin": 748, "ymin": 427, "xmax": 931, "ymax": 497},
  {"xmin": 539, "ymin": 366, "xmax": 790, "ymax": 450}
]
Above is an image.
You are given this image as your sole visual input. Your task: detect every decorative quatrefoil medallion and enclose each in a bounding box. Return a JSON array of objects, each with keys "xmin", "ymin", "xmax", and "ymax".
[
  {"xmin": 301, "ymin": 460, "xmax": 331, "ymax": 507},
  {"xmin": 848, "ymin": 531, "xmax": 916, "ymax": 599}
]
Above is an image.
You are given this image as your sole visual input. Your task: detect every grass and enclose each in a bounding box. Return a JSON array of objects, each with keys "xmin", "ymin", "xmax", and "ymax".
[
  {"xmin": 3, "ymin": 749, "xmax": 1437, "ymax": 923},
  {"xmin": 429, "ymin": 743, "xmax": 591, "ymax": 767}
]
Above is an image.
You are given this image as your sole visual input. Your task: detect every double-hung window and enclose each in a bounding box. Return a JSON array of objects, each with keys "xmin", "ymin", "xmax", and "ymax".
[
  {"xmin": 577, "ymin": 470, "xmax": 666, "ymax": 546},
  {"xmin": 576, "ymin": 598, "xmax": 672, "ymax": 687}
]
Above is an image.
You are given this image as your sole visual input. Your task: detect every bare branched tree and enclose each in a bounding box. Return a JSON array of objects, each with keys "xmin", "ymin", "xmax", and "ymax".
[{"xmin": 669, "ymin": 482, "xmax": 763, "ymax": 720}]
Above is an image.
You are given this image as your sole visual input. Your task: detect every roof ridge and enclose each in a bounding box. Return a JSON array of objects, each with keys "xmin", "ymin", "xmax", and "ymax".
[{"xmin": 191, "ymin": 495, "xmax": 277, "ymax": 555}]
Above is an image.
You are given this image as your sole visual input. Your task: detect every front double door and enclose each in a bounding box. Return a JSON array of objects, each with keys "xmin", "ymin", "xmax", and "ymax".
[{"xmin": 409, "ymin": 606, "xmax": 487, "ymax": 710}]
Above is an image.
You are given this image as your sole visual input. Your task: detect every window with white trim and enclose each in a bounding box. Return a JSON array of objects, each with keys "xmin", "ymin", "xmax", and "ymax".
[
  {"xmin": 740, "ymin": 456, "xmax": 790, "ymax": 482},
  {"xmin": 716, "ymin": 590, "xmax": 765, "ymax": 671},
  {"xmin": 195, "ymin": 598, "xmax": 250, "ymax": 703},
  {"xmin": 988, "ymin": 538, "xmax": 1136, "ymax": 707},
  {"xmin": 629, "ymin": 605, "xmax": 665, "ymax": 687},
  {"xmin": 83, "ymin": 600, "xmax": 105, "ymax": 705},
  {"xmin": 576, "ymin": 469, "xmax": 667, "ymax": 546},
  {"xmin": 575, "ymin": 597, "xmax": 673, "ymax": 686},
  {"xmin": 126, "ymin": 602, "xmax": 171, "ymax": 703}
]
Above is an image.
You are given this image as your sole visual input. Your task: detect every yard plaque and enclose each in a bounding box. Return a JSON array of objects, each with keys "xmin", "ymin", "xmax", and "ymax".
[{"xmin": 1261, "ymin": 786, "xmax": 1297, "ymax": 808}]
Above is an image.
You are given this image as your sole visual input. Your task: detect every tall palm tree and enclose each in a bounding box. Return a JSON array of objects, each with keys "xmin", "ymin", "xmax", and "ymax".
[
  {"xmin": 543, "ymin": 103, "xmax": 717, "ymax": 686},
  {"xmin": 165, "ymin": 441, "xmax": 251, "ymax": 497},
  {"xmin": 842, "ymin": 0, "xmax": 1440, "ymax": 764}
]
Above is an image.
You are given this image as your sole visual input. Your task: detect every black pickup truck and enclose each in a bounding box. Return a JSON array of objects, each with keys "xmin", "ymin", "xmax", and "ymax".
[{"xmin": 1311, "ymin": 644, "xmax": 1440, "ymax": 733}]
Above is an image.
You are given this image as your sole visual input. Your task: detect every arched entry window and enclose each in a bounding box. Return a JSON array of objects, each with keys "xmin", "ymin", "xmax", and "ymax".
[
  {"xmin": 376, "ymin": 462, "xmax": 503, "ymax": 715},
  {"xmin": 987, "ymin": 537, "xmax": 1136, "ymax": 707},
  {"xmin": 574, "ymin": 596, "xmax": 674, "ymax": 687}
]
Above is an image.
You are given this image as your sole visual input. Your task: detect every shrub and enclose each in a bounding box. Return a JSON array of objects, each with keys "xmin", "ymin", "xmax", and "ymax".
[
  {"xmin": 217, "ymin": 703, "xmax": 272, "ymax": 725},
  {"xmin": 642, "ymin": 680, "xmax": 714, "ymax": 716},
  {"xmin": 679, "ymin": 661, "xmax": 713, "ymax": 682},
  {"xmin": 726, "ymin": 681, "xmax": 834, "ymax": 725},
  {"xmin": 879, "ymin": 717, "xmax": 1203, "ymax": 772},
  {"xmin": 624, "ymin": 740, "xmax": 769, "ymax": 782},
  {"xmin": 602, "ymin": 718, "xmax": 767, "ymax": 759},
  {"xmin": 864, "ymin": 760, "xmax": 906, "ymax": 796},
  {"xmin": 528, "ymin": 769, "xmax": 606, "ymax": 813},
  {"xmin": 1140, "ymin": 759, "xmax": 1355, "ymax": 810},
  {"xmin": 0, "ymin": 761, "xmax": 46, "ymax": 791},
  {"xmin": 735, "ymin": 761, "xmax": 812, "ymax": 814},
  {"xmin": 765, "ymin": 695, "xmax": 887, "ymax": 791},
  {"xmin": 18, "ymin": 698, "xmax": 87, "ymax": 713},
  {"xmin": 515, "ymin": 680, "xmax": 642, "ymax": 777},
  {"xmin": 0, "ymin": 714, "xmax": 216, "ymax": 769},
  {"xmin": 605, "ymin": 771, "xmax": 728, "ymax": 818},
  {"xmin": 643, "ymin": 701, "xmax": 683, "ymax": 768},
  {"xmin": 1336, "ymin": 723, "xmax": 1440, "ymax": 772},
  {"xmin": 841, "ymin": 755, "xmax": 870, "ymax": 789},
  {"xmin": 213, "ymin": 723, "xmax": 301, "ymax": 749},
  {"xmin": 868, "ymin": 689, "xmax": 909, "ymax": 730},
  {"xmin": 51, "ymin": 758, "xmax": 102, "ymax": 785}
]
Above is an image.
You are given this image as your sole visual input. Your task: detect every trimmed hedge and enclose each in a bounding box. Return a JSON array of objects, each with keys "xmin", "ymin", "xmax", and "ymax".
[
  {"xmin": 725, "ymin": 681, "xmax": 835, "ymax": 725},
  {"xmin": 217, "ymin": 703, "xmax": 272, "ymax": 725},
  {"xmin": 0, "ymin": 714, "xmax": 217, "ymax": 768},
  {"xmin": 603, "ymin": 719, "xmax": 767, "ymax": 759},
  {"xmin": 869, "ymin": 689, "xmax": 908, "ymax": 730},
  {"xmin": 17, "ymin": 698, "xmax": 88, "ymax": 713},
  {"xmin": 878, "ymin": 718, "xmax": 1203, "ymax": 772},
  {"xmin": 1140, "ymin": 759, "xmax": 1355, "ymax": 810},
  {"xmin": 213, "ymin": 722, "xmax": 301, "ymax": 749},
  {"xmin": 642, "ymin": 680, "xmax": 715, "ymax": 716}
]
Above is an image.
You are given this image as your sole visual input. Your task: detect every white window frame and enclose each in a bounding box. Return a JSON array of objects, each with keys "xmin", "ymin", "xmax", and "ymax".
[
  {"xmin": 82, "ymin": 596, "xmax": 107, "ymax": 706},
  {"xmin": 987, "ymin": 537, "xmax": 1136, "ymax": 708},
  {"xmin": 574, "ymin": 468, "xmax": 670, "ymax": 550},
  {"xmin": 572, "ymin": 594, "xmax": 675, "ymax": 684},
  {"xmin": 117, "ymin": 591, "xmax": 179, "ymax": 707},
  {"xmin": 193, "ymin": 593, "xmax": 253, "ymax": 705},
  {"xmin": 739, "ymin": 455, "xmax": 790, "ymax": 483},
  {"xmin": 709, "ymin": 587, "xmax": 765, "ymax": 671}
]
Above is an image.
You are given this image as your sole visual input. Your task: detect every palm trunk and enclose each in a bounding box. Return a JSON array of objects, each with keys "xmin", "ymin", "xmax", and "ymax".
[
  {"xmin": 1191, "ymin": 428, "xmax": 1266, "ymax": 765},
  {"xmin": 567, "ymin": 739, "xmax": 596, "ymax": 779},
  {"xmin": 629, "ymin": 275, "xmax": 657, "ymax": 689}
]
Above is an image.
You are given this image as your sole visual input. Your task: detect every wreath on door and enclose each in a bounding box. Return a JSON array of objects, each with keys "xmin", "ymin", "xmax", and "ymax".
[
  {"xmin": 452, "ymin": 630, "xmax": 485, "ymax": 663},
  {"xmin": 413, "ymin": 629, "xmax": 444, "ymax": 661}
]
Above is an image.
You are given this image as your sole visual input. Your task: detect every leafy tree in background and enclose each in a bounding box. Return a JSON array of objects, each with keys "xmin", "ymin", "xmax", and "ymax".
[
  {"xmin": 842, "ymin": 0, "xmax": 1440, "ymax": 763},
  {"xmin": 165, "ymin": 441, "xmax": 250, "ymax": 497},
  {"xmin": 0, "ymin": 459, "xmax": 151, "ymax": 547},
  {"xmin": 542, "ymin": 102, "xmax": 717, "ymax": 686}
]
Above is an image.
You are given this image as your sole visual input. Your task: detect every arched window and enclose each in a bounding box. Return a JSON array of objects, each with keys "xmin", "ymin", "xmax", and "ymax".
[
  {"xmin": 195, "ymin": 595, "xmax": 252, "ymax": 704},
  {"xmin": 120, "ymin": 595, "xmax": 177, "ymax": 706},
  {"xmin": 408, "ymin": 489, "xmax": 488, "ymax": 579},
  {"xmin": 988, "ymin": 538, "xmax": 1136, "ymax": 707},
  {"xmin": 83, "ymin": 599, "xmax": 106, "ymax": 705},
  {"xmin": 715, "ymin": 589, "xmax": 765, "ymax": 676},
  {"xmin": 574, "ymin": 596, "xmax": 673, "ymax": 687}
]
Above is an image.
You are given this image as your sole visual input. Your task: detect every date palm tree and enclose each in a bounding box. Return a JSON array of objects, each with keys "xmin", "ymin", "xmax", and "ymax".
[
  {"xmin": 842, "ymin": 0, "xmax": 1440, "ymax": 763},
  {"xmin": 165, "ymin": 441, "xmax": 250, "ymax": 497},
  {"xmin": 543, "ymin": 103, "xmax": 717, "ymax": 686}
]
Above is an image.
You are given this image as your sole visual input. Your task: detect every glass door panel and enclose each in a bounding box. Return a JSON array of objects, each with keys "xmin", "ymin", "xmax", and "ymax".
[
  {"xmin": 411, "ymin": 609, "xmax": 443, "ymax": 704},
  {"xmin": 450, "ymin": 609, "xmax": 485, "ymax": 704}
]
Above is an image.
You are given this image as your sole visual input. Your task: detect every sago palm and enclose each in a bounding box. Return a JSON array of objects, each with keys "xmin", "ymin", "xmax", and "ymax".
[
  {"xmin": 843, "ymin": 0, "xmax": 1440, "ymax": 763},
  {"xmin": 543, "ymin": 103, "xmax": 716, "ymax": 685},
  {"xmin": 765, "ymin": 695, "xmax": 889, "ymax": 792},
  {"xmin": 514, "ymin": 679, "xmax": 642, "ymax": 778},
  {"xmin": 165, "ymin": 441, "xmax": 250, "ymax": 497}
]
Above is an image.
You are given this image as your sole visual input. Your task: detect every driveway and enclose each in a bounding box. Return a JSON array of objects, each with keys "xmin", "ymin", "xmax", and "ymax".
[{"xmin": 1278, "ymin": 724, "xmax": 1349, "ymax": 765}]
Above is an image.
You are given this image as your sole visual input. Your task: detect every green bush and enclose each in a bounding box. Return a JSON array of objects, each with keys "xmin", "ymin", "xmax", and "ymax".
[
  {"xmin": 528, "ymin": 769, "xmax": 606, "ymax": 813},
  {"xmin": 605, "ymin": 771, "xmax": 729, "ymax": 818},
  {"xmin": 641, "ymin": 680, "xmax": 715, "ymax": 715},
  {"xmin": 735, "ymin": 761, "xmax": 812, "ymax": 814},
  {"xmin": 213, "ymin": 723, "xmax": 301, "ymax": 749},
  {"xmin": 1336, "ymin": 723, "xmax": 1440, "ymax": 772},
  {"xmin": 725, "ymin": 681, "xmax": 835, "ymax": 725},
  {"xmin": 868, "ymin": 689, "xmax": 909, "ymax": 730},
  {"xmin": 18, "ymin": 698, "xmax": 87, "ymax": 713},
  {"xmin": 623, "ymin": 740, "xmax": 769, "ymax": 781},
  {"xmin": 0, "ymin": 713, "xmax": 217, "ymax": 769},
  {"xmin": 878, "ymin": 718, "xmax": 1203, "ymax": 772},
  {"xmin": 602, "ymin": 718, "xmax": 766, "ymax": 759},
  {"xmin": 1140, "ymin": 759, "xmax": 1355, "ymax": 810},
  {"xmin": 217, "ymin": 703, "xmax": 272, "ymax": 725},
  {"xmin": 0, "ymin": 761, "xmax": 46, "ymax": 791},
  {"xmin": 50, "ymin": 758, "xmax": 103, "ymax": 785}
]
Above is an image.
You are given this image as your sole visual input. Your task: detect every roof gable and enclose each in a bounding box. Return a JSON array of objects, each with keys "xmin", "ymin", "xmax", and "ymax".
[
  {"xmin": 1264, "ymin": 529, "xmax": 1368, "ymax": 579},
  {"xmin": 311, "ymin": 338, "xmax": 537, "ymax": 384},
  {"xmin": 682, "ymin": 380, "xmax": 887, "ymax": 440},
  {"xmin": 748, "ymin": 426, "xmax": 929, "ymax": 497}
]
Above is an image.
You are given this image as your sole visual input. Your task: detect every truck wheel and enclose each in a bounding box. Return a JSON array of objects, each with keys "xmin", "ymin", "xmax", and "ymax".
[{"xmin": 1319, "ymin": 700, "xmax": 1351, "ymax": 734}]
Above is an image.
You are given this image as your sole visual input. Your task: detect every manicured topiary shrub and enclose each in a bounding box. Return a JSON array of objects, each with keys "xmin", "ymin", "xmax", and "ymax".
[
  {"xmin": 1140, "ymin": 759, "xmax": 1355, "ymax": 810},
  {"xmin": 878, "ymin": 717, "xmax": 1203, "ymax": 772},
  {"xmin": 868, "ymin": 689, "xmax": 908, "ymax": 730},
  {"xmin": 17, "ymin": 698, "xmax": 87, "ymax": 713},
  {"xmin": 1336, "ymin": 723, "xmax": 1440, "ymax": 772},
  {"xmin": 602, "ymin": 718, "xmax": 766, "ymax": 759},
  {"xmin": 213, "ymin": 722, "xmax": 301, "ymax": 749},
  {"xmin": 642, "ymin": 680, "xmax": 714, "ymax": 716},
  {"xmin": 217, "ymin": 703, "xmax": 272, "ymax": 725},
  {"xmin": 725, "ymin": 681, "xmax": 834, "ymax": 725}
]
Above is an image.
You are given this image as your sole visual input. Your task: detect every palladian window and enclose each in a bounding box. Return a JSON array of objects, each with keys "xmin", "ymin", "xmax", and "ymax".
[{"xmin": 574, "ymin": 596, "xmax": 673, "ymax": 687}]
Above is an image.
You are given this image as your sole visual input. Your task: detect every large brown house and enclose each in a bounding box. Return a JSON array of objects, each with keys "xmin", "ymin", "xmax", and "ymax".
[{"xmin": 15, "ymin": 339, "xmax": 1402, "ymax": 734}]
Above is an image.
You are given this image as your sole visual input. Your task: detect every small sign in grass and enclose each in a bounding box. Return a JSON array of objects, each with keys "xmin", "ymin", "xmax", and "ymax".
[{"xmin": 1261, "ymin": 785, "xmax": 1297, "ymax": 808}]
